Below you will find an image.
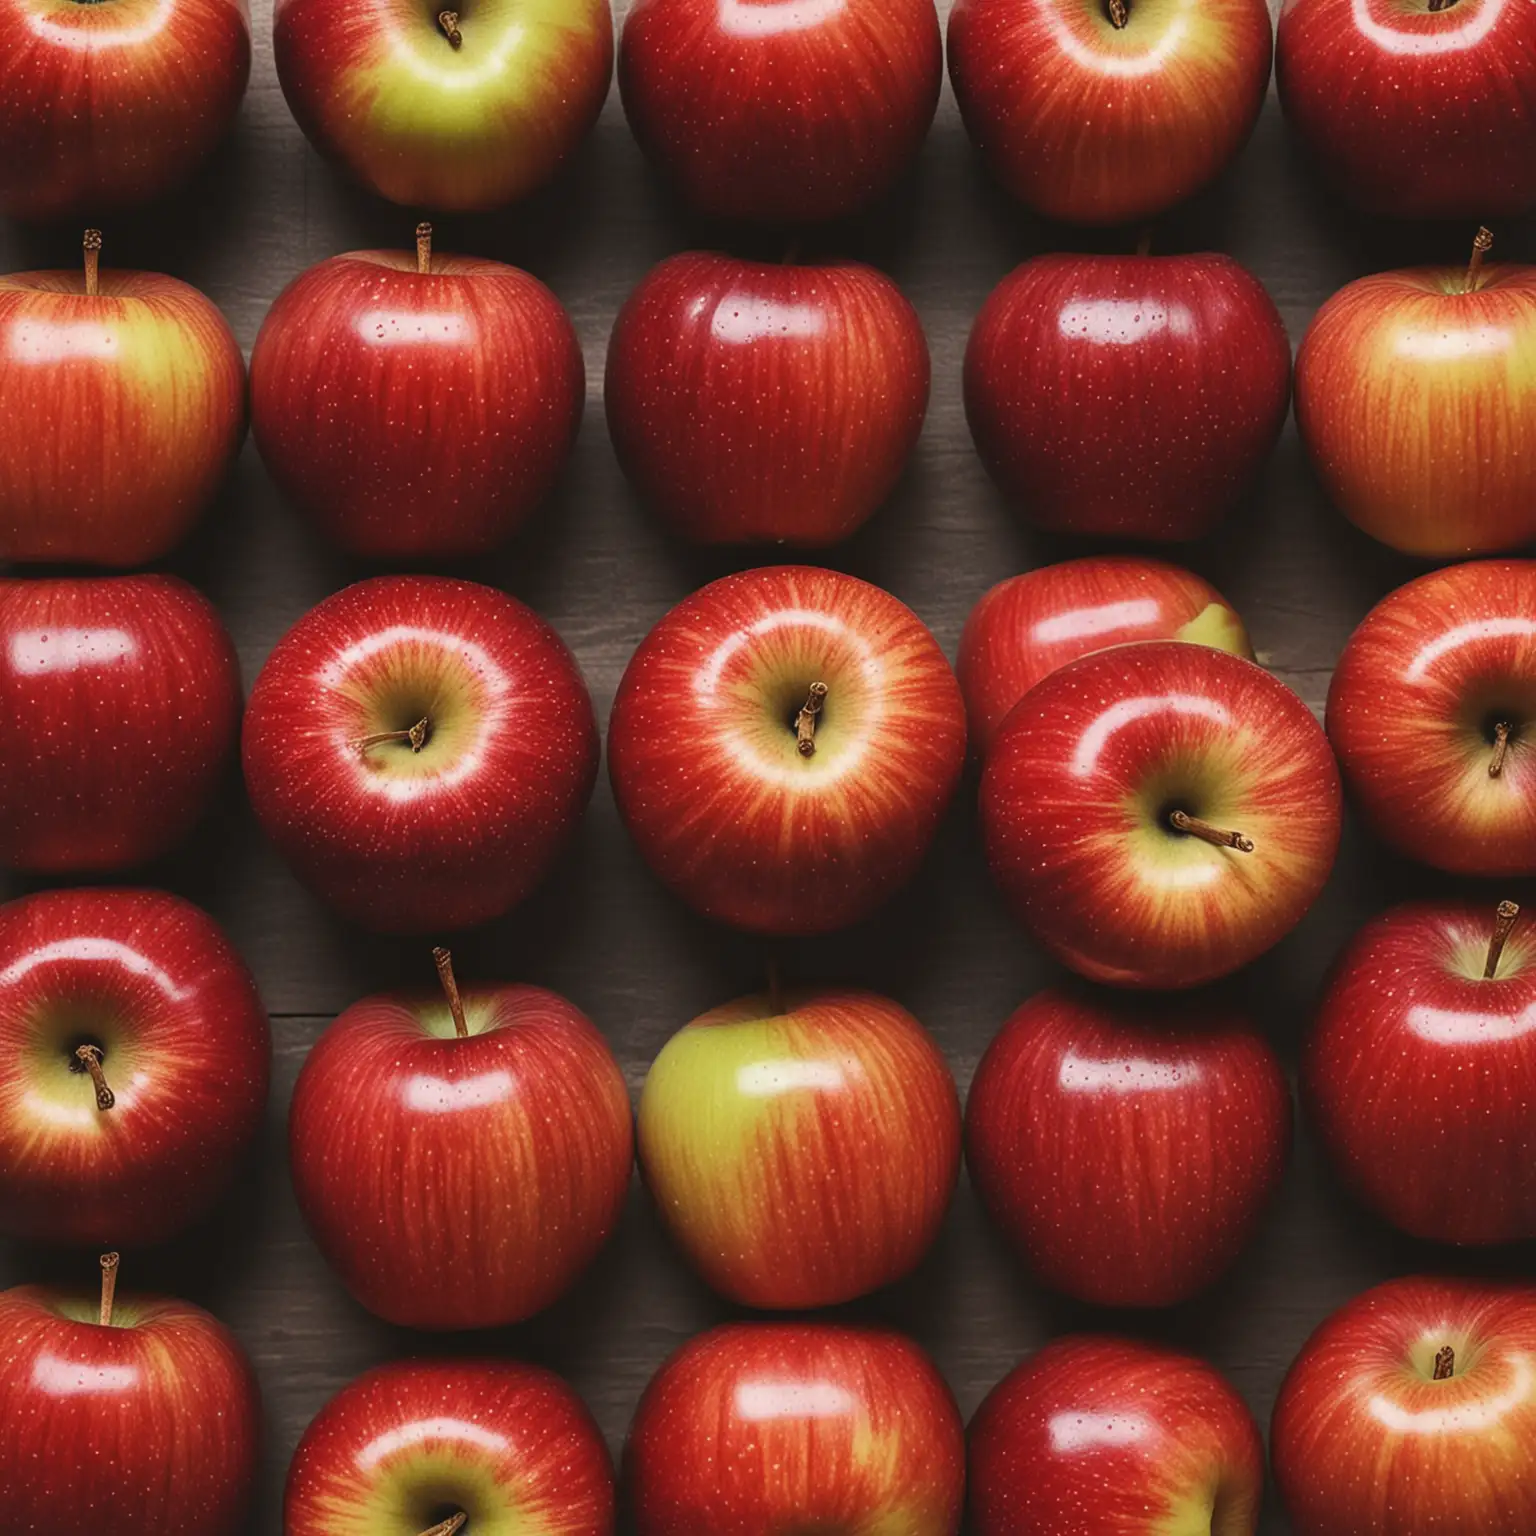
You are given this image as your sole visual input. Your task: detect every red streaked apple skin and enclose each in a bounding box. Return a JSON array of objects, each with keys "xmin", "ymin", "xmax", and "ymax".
[
  {"xmin": 1272, "ymin": 1276, "xmax": 1536, "ymax": 1534},
  {"xmin": 948, "ymin": 0, "xmax": 1272, "ymax": 225},
  {"xmin": 284, "ymin": 1358, "xmax": 615, "ymax": 1536},
  {"xmin": 958, "ymin": 557, "xmax": 1253, "ymax": 760},
  {"xmin": 605, "ymin": 253, "xmax": 929, "ymax": 546},
  {"xmin": 250, "ymin": 249, "xmax": 584, "ymax": 559},
  {"xmin": 1326, "ymin": 561, "xmax": 1536, "ymax": 875},
  {"xmin": 608, "ymin": 566, "xmax": 966, "ymax": 936},
  {"xmin": 0, "ymin": 887, "xmax": 270, "ymax": 1249},
  {"xmin": 617, "ymin": 0, "xmax": 942, "ymax": 225},
  {"xmin": 637, "ymin": 988, "xmax": 960, "ymax": 1309},
  {"xmin": 0, "ymin": 0, "xmax": 250, "ymax": 222},
  {"xmin": 0, "ymin": 1282, "xmax": 260, "ymax": 1536},
  {"xmin": 964, "ymin": 254, "xmax": 1291, "ymax": 541},
  {"xmin": 969, "ymin": 1335, "xmax": 1264, "ymax": 1536},
  {"xmin": 966, "ymin": 987, "xmax": 1289, "ymax": 1308},
  {"xmin": 626, "ymin": 1323, "xmax": 964, "ymax": 1536},
  {"xmin": 981, "ymin": 641, "xmax": 1341, "ymax": 990},
  {"xmin": 289, "ymin": 980, "xmax": 632, "ymax": 1331}
]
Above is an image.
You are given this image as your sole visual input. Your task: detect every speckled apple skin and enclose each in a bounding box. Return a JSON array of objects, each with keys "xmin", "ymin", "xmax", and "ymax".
[
  {"xmin": 626, "ymin": 1323, "xmax": 964, "ymax": 1536},
  {"xmin": 605, "ymin": 253, "xmax": 929, "ymax": 546},
  {"xmin": 242, "ymin": 576, "xmax": 599, "ymax": 934}
]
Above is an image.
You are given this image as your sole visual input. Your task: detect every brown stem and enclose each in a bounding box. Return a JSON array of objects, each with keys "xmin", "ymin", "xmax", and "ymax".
[
  {"xmin": 1427, "ymin": 0, "xmax": 1458, "ymax": 11},
  {"xmin": 82, "ymin": 229, "xmax": 102, "ymax": 298},
  {"xmin": 353, "ymin": 717, "xmax": 429, "ymax": 754},
  {"xmin": 418, "ymin": 1517, "xmax": 466, "ymax": 1536},
  {"xmin": 795, "ymin": 683, "xmax": 828, "ymax": 758},
  {"xmin": 437, "ymin": 9, "xmax": 462, "ymax": 46},
  {"xmin": 1490, "ymin": 721, "xmax": 1512, "ymax": 778},
  {"xmin": 98, "ymin": 1252, "xmax": 120, "ymax": 1327},
  {"xmin": 416, "ymin": 222, "xmax": 433, "ymax": 275},
  {"xmin": 75, "ymin": 1044, "xmax": 115, "ymax": 1110},
  {"xmin": 1433, "ymin": 1345, "xmax": 1455, "ymax": 1380},
  {"xmin": 1107, "ymin": 0, "xmax": 1128, "ymax": 24},
  {"xmin": 433, "ymin": 947, "xmax": 469, "ymax": 1039},
  {"xmin": 1465, "ymin": 226, "xmax": 1493, "ymax": 292},
  {"xmin": 1485, "ymin": 900, "xmax": 1520, "ymax": 979},
  {"xmin": 1169, "ymin": 809, "xmax": 1254, "ymax": 854}
]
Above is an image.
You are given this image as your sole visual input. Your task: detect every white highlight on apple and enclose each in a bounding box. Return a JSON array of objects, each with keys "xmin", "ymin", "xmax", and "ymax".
[
  {"xmin": 1406, "ymin": 1004, "xmax": 1536, "ymax": 1045},
  {"xmin": 1033, "ymin": 598, "xmax": 1161, "ymax": 645},
  {"xmin": 9, "ymin": 628, "xmax": 135, "ymax": 676},
  {"xmin": 1392, "ymin": 325, "xmax": 1514, "ymax": 362},
  {"xmin": 356, "ymin": 1416, "xmax": 510, "ymax": 1469},
  {"xmin": 1351, "ymin": 0, "xmax": 1502, "ymax": 57},
  {"xmin": 31, "ymin": 1353, "xmax": 140, "ymax": 1397},
  {"xmin": 0, "ymin": 937, "xmax": 190, "ymax": 1002},
  {"xmin": 1058, "ymin": 300, "xmax": 1196, "ymax": 346},
  {"xmin": 1071, "ymin": 693, "xmax": 1232, "ymax": 778},
  {"xmin": 1047, "ymin": 1410, "xmax": 1155, "ymax": 1453},
  {"xmin": 736, "ymin": 1058, "xmax": 850, "ymax": 1097},
  {"xmin": 403, "ymin": 1069, "xmax": 516, "ymax": 1114},
  {"xmin": 716, "ymin": 0, "xmax": 847, "ymax": 39},
  {"xmin": 1404, "ymin": 616, "xmax": 1536, "ymax": 682},
  {"xmin": 387, "ymin": 21, "xmax": 529, "ymax": 90},
  {"xmin": 26, "ymin": 0, "xmax": 173, "ymax": 50},
  {"xmin": 710, "ymin": 298, "xmax": 826, "ymax": 345},
  {"xmin": 1057, "ymin": 1051, "xmax": 1202, "ymax": 1093},
  {"xmin": 354, "ymin": 311, "xmax": 472, "ymax": 347},
  {"xmin": 1041, "ymin": 0, "xmax": 1192, "ymax": 76},
  {"xmin": 1369, "ymin": 1355, "xmax": 1533, "ymax": 1434},
  {"xmin": 8, "ymin": 321, "xmax": 118, "ymax": 364},
  {"xmin": 734, "ymin": 1377, "xmax": 856, "ymax": 1421}
]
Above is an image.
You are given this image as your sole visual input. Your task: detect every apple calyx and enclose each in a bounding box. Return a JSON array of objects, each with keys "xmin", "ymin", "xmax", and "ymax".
[
  {"xmin": 1490, "ymin": 720, "xmax": 1513, "ymax": 778},
  {"xmin": 353, "ymin": 716, "xmax": 430, "ymax": 755},
  {"xmin": 82, "ymin": 228, "xmax": 102, "ymax": 298},
  {"xmin": 416, "ymin": 222, "xmax": 433, "ymax": 276},
  {"xmin": 1107, "ymin": 0, "xmax": 1129, "ymax": 27},
  {"xmin": 74, "ymin": 1043, "xmax": 115, "ymax": 1111},
  {"xmin": 98, "ymin": 1251, "xmax": 120, "ymax": 1327},
  {"xmin": 1169, "ymin": 809, "xmax": 1255, "ymax": 854},
  {"xmin": 1433, "ymin": 1344, "xmax": 1456, "ymax": 1380},
  {"xmin": 419, "ymin": 1515, "xmax": 466, "ymax": 1536},
  {"xmin": 433, "ymin": 946, "xmax": 471, "ymax": 1039},
  {"xmin": 436, "ymin": 8, "xmax": 462, "ymax": 47},
  {"xmin": 795, "ymin": 682, "xmax": 829, "ymax": 758},
  {"xmin": 1485, "ymin": 900, "xmax": 1521, "ymax": 979},
  {"xmin": 1465, "ymin": 226, "xmax": 1494, "ymax": 294}
]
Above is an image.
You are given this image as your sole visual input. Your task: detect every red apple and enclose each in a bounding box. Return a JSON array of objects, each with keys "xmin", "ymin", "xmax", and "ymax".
[
  {"xmin": 0, "ymin": 232, "xmax": 246, "ymax": 567},
  {"xmin": 608, "ymin": 565, "xmax": 966, "ymax": 936},
  {"xmin": 949, "ymin": 0, "xmax": 1273, "ymax": 225},
  {"xmin": 1326, "ymin": 559, "xmax": 1536, "ymax": 874},
  {"xmin": 1272, "ymin": 1275, "xmax": 1536, "ymax": 1534},
  {"xmin": 969, "ymin": 1335, "xmax": 1264, "ymax": 1535},
  {"xmin": 0, "ymin": 887, "xmax": 270, "ymax": 1248},
  {"xmin": 0, "ymin": 575, "xmax": 241, "ymax": 873},
  {"xmin": 274, "ymin": 0, "xmax": 612, "ymax": 211},
  {"xmin": 958, "ymin": 556, "xmax": 1253, "ymax": 760},
  {"xmin": 964, "ymin": 253, "xmax": 1291, "ymax": 541},
  {"xmin": 0, "ymin": 0, "xmax": 250, "ymax": 222},
  {"xmin": 1277, "ymin": 0, "xmax": 1536, "ymax": 221},
  {"xmin": 250, "ymin": 226, "xmax": 584, "ymax": 560},
  {"xmin": 605, "ymin": 252, "xmax": 929, "ymax": 546},
  {"xmin": 981, "ymin": 641, "xmax": 1341, "ymax": 989},
  {"xmin": 242, "ymin": 575, "xmax": 598, "ymax": 934},
  {"xmin": 0, "ymin": 1255, "xmax": 260, "ymax": 1536},
  {"xmin": 617, "ymin": 0, "xmax": 941, "ymax": 225},
  {"xmin": 289, "ymin": 949, "xmax": 632, "ymax": 1331},
  {"xmin": 638, "ymin": 987, "xmax": 959, "ymax": 1309},
  {"xmin": 285, "ymin": 1358, "xmax": 614, "ymax": 1535},
  {"xmin": 626, "ymin": 1322, "xmax": 964, "ymax": 1536},
  {"xmin": 1295, "ymin": 238, "xmax": 1536, "ymax": 556},
  {"xmin": 966, "ymin": 985, "xmax": 1290, "ymax": 1308}
]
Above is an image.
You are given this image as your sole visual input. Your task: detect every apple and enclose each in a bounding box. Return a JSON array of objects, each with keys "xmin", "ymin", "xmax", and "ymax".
[
  {"xmin": 1277, "ymin": 0, "xmax": 1536, "ymax": 221},
  {"xmin": 626, "ymin": 1322, "xmax": 964, "ymax": 1536},
  {"xmin": 285, "ymin": 1357, "xmax": 614, "ymax": 1536},
  {"xmin": 608, "ymin": 565, "xmax": 966, "ymax": 936},
  {"xmin": 242, "ymin": 575, "xmax": 599, "ymax": 934},
  {"xmin": 0, "ymin": 575, "xmax": 241, "ymax": 873},
  {"xmin": 969, "ymin": 1334, "xmax": 1265, "ymax": 1535},
  {"xmin": 1295, "ymin": 234, "xmax": 1536, "ymax": 556},
  {"xmin": 638, "ymin": 986, "xmax": 959, "ymax": 1309},
  {"xmin": 966, "ymin": 985, "xmax": 1290, "ymax": 1308},
  {"xmin": 605, "ymin": 252, "xmax": 929, "ymax": 546},
  {"xmin": 964, "ymin": 253, "xmax": 1291, "ymax": 541},
  {"xmin": 0, "ymin": 232, "xmax": 246, "ymax": 567},
  {"xmin": 0, "ymin": 0, "xmax": 250, "ymax": 222},
  {"xmin": 0, "ymin": 1254, "xmax": 260, "ymax": 1536},
  {"xmin": 289, "ymin": 948, "xmax": 631, "ymax": 1330},
  {"xmin": 958, "ymin": 556, "xmax": 1253, "ymax": 760},
  {"xmin": 981, "ymin": 640, "xmax": 1342, "ymax": 989},
  {"xmin": 250, "ymin": 225, "xmax": 584, "ymax": 560},
  {"xmin": 949, "ymin": 0, "xmax": 1273, "ymax": 225},
  {"xmin": 0, "ymin": 887, "xmax": 270, "ymax": 1249},
  {"xmin": 273, "ymin": 0, "xmax": 612, "ymax": 211},
  {"xmin": 617, "ymin": 0, "xmax": 941, "ymax": 225},
  {"xmin": 1272, "ymin": 1275, "xmax": 1536, "ymax": 1534},
  {"xmin": 1326, "ymin": 559, "xmax": 1536, "ymax": 874}
]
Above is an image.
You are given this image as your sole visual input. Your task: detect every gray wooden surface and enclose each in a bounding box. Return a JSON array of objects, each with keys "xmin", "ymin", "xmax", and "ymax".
[{"xmin": 2, "ymin": 4, "xmax": 1533, "ymax": 1530}]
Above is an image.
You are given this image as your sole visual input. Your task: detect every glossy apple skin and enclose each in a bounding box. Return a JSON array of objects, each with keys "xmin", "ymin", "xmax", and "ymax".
[
  {"xmin": 0, "ymin": 576, "xmax": 240, "ymax": 873},
  {"xmin": 965, "ymin": 254, "xmax": 1291, "ymax": 541},
  {"xmin": 605, "ymin": 253, "xmax": 929, "ymax": 546},
  {"xmin": 274, "ymin": 0, "xmax": 612, "ymax": 211},
  {"xmin": 1273, "ymin": 1276, "xmax": 1536, "ymax": 1533},
  {"xmin": 618, "ymin": 0, "xmax": 941, "ymax": 225},
  {"xmin": 0, "ymin": 0, "xmax": 250, "ymax": 222},
  {"xmin": 0, "ymin": 1281, "xmax": 260, "ymax": 1536},
  {"xmin": 608, "ymin": 566, "xmax": 966, "ymax": 936},
  {"xmin": 626, "ymin": 1323, "xmax": 964, "ymax": 1536},
  {"xmin": 966, "ymin": 986, "xmax": 1289, "ymax": 1308},
  {"xmin": 284, "ymin": 1358, "xmax": 614, "ymax": 1535},
  {"xmin": 0, "ymin": 888, "xmax": 270, "ymax": 1248},
  {"xmin": 251, "ymin": 249, "xmax": 584, "ymax": 559},
  {"xmin": 1326, "ymin": 561, "xmax": 1536, "ymax": 874},
  {"xmin": 290, "ymin": 979, "xmax": 631, "ymax": 1330},
  {"xmin": 1295, "ymin": 263, "xmax": 1536, "ymax": 556},
  {"xmin": 949, "ymin": 0, "xmax": 1272, "ymax": 225},
  {"xmin": 970, "ymin": 1335, "xmax": 1263, "ymax": 1536},
  {"xmin": 242, "ymin": 576, "xmax": 599, "ymax": 934},
  {"xmin": 958, "ymin": 556, "xmax": 1252, "ymax": 760},
  {"xmin": 0, "ymin": 266, "xmax": 246, "ymax": 566},
  {"xmin": 981, "ymin": 641, "xmax": 1342, "ymax": 989},
  {"xmin": 638, "ymin": 988, "xmax": 959, "ymax": 1309},
  {"xmin": 1277, "ymin": 0, "xmax": 1536, "ymax": 220}
]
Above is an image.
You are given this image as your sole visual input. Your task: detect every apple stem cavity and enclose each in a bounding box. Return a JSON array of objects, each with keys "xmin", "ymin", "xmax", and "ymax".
[
  {"xmin": 1169, "ymin": 809, "xmax": 1254, "ymax": 854},
  {"xmin": 1465, "ymin": 226, "xmax": 1494, "ymax": 292},
  {"xmin": 795, "ymin": 682, "xmax": 829, "ymax": 758},
  {"xmin": 98, "ymin": 1252, "xmax": 120, "ymax": 1327},
  {"xmin": 75, "ymin": 1044, "xmax": 115, "ymax": 1111},
  {"xmin": 1485, "ymin": 900, "xmax": 1521, "ymax": 979},
  {"xmin": 1107, "ymin": 0, "xmax": 1129, "ymax": 27},
  {"xmin": 353, "ymin": 716, "xmax": 430, "ymax": 755},
  {"xmin": 1433, "ymin": 1344, "xmax": 1456, "ymax": 1380},
  {"xmin": 767, "ymin": 958, "xmax": 784, "ymax": 1016},
  {"xmin": 419, "ymin": 1516, "xmax": 467, "ymax": 1536},
  {"xmin": 1135, "ymin": 227, "xmax": 1152, "ymax": 258},
  {"xmin": 433, "ymin": 946, "xmax": 470, "ymax": 1039},
  {"xmin": 82, "ymin": 228, "xmax": 102, "ymax": 298},
  {"xmin": 437, "ymin": 8, "xmax": 462, "ymax": 47},
  {"xmin": 1428, "ymin": 0, "xmax": 1459, "ymax": 11},
  {"xmin": 416, "ymin": 222, "xmax": 433, "ymax": 276},
  {"xmin": 1490, "ymin": 720, "xmax": 1512, "ymax": 778}
]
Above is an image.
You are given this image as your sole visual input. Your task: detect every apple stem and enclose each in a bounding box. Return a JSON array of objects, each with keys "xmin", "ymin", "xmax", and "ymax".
[
  {"xmin": 1490, "ymin": 721, "xmax": 1512, "ymax": 778},
  {"xmin": 767, "ymin": 958, "xmax": 784, "ymax": 1015},
  {"xmin": 1428, "ymin": 0, "xmax": 1458, "ymax": 12},
  {"xmin": 1169, "ymin": 809, "xmax": 1254, "ymax": 854},
  {"xmin": 437, "ymin": 8, "xmax": 462, "ymax": 47},
  {"xmin": 795, "ymin": 683, "xmax": 828, "ymax": 758},
  {"xmin": 432, "ymin": 947, "xmax": 470, "ymax": 1038},
  {"xmin": 419, "ymin": 1516, "xmax": 466, "ymax": 1536},
  {"xmin": 1433, "ymin": 1345, "xmax": 1455, "ymax": 1380},
  {"xmin": 1465, "ymin": 226, "xmax": 1493, "ymax": 292},
  {"xmin": 82, "ymin": 229, "xmax": 101, "ymax": 298},
  {"xmin": 353, "ymin": 717, "xmax": 430, "ymax": 755},
  {"xmin": 416, "ymin": 222, "xmax": 433, "ymax": 276},
  {"xmin": 75, "ymin": 1044, "xmax": 115, "ymax": 1110},
  {"xmin": 1107, "ymin": 0, "xmax": 1128, "ymax": 26},
  {"xmin": 98, "ymin": 1252, "xmax": 120, "ymax": 1327},
  {"xmin": 1485, "ymin": 900, "xmax": 1520, "ymax": 979}
]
